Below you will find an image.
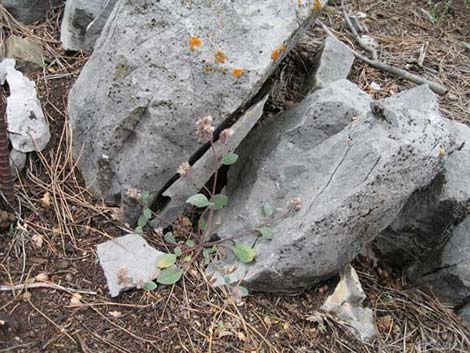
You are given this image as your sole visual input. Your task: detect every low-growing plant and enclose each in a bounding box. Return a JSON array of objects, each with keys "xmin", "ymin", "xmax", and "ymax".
[{"xmin": 130, "ymin": 115, "xmax": 301, "ymax": 293}]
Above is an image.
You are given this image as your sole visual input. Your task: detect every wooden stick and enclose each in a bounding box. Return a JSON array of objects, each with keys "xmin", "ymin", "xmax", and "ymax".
[
  {"xmin": 316, "ymin": 20, "xmax": 448, "ymax": 96},
  {"xmin": 341, "ymin": 0, "xmax": 378, "ymax": 60},
  {"xmin": 0, "ymin": 281, "xmax": 97, "ymax": 295}
]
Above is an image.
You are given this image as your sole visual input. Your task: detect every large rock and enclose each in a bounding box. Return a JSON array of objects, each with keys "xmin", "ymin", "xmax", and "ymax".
[
  {"xmin": 212, "ymin": 84, "xmax": 450, "ymax": 292},
  {"xmin": 68, "ymin": 0, "xmax": 327, "ymax": 202},
  {"xmin": 3, "ymin": 0, "xmax": 63, "ymax": 24},
  {"xmin": 374, "ymin": 119, "xmax": 470, "ymax": 269},
  {"xmin": 60, "ymin": 0, "xmax": 118, "ymax": 51}
]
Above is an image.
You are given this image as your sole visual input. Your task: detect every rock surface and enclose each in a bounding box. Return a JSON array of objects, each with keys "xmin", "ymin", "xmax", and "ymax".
[
  {"xmin": 410, "ymin": 216, "xmax": 470, "ymax": 307},
  {"xmin": 96, "ymin": 233, "xmax": 164, "ymax": 297},
  {"xmin": 4, "ymin": 35, "xmax": 44, "ymax": 73},
  {"xmin": 3, "ymin": 0, "xmax": 63, "ymax": 24},
  {"xmin": 68, "ymin": 0, "xmax": 326, "ymax": 202},
  {"xmin": 213, "ymin": 84, "xmax": 450, "ymax": 292},
  {"xmin": 0, "ymin": 59, "xmax": 51, "ymax": 153},
  {"xmin": 321, "ymin": 266, "xmax": 377, "ymax": 341},
  {"xmin": 60, "ymin": 0, "xmax": 118, "ymax": 52},
  {"xmin": 308, "ymin": 36, "xmax": 354, "ymax": 89},
  {"xmin": 374, "ymin": 119, "xmax": 470, "ymax": 270}
]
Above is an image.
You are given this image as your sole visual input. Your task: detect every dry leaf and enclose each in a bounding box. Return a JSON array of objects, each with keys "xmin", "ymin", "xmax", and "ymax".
[
  {"xmin": 35, "ymin": 273, "xmax": 49, "ymax": 282},
  {"xmin": 22, "ymin": 292, "xmax": 31, "ymax": 301},
  {"xmin": 109, "ymin": 311, "xmax": 122, "ymax": 318},
  {"xmin": 70, "ymin": 293, "xmax": 82, "ymax": 306},
  {"xmin": 40, "ymin": 192, "xmax": 51, "ymax": 208},
  {"xmin": 237, "ymin": 331, "xmax": 247, "ymax": 341},
  {"xmin": 31, "ymin": 234, "xmax": 43, "ymax": 249}
]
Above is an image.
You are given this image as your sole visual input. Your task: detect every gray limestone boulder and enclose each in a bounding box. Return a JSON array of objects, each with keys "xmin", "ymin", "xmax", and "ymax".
[
  {"xmin": 60, "ymin": 0, "xmax": 118, "ymax": 52},
  {"xmin": 374, "ymin": 119, "xmax": 470, "ymax": 269},
  {"xmin": 4, "ymin": 35, "xmax": 44, "ymax": 73},
  {"xmin": 212, "ymin": 84, "xmax": 450, "ymax": 292},
  {"xmin": 3, "ymin": 0, "xmax": 63, "ymax": 24},
  {"xmin": 68, "ymin": 0, "xmax": 327, "ymax": 202}
]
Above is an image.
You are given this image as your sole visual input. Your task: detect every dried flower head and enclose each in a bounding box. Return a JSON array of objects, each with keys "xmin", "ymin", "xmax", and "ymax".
[
  {"xmin": 126, "ymin": 188, "xmax": 141, "ymax": 200},
  {"xmin": 289, "ymin": 197, "xmax": 302, "ymax": 211},
  {"xmin": 218, "ymin": 128, "xmax": 234, "ymax": 144},
  {"xmin": 116, "ymin": 267, "xmax": 130, "ymax": 285},
  {"xmin": 196, "ymin": 115, "xmax": 215, "ymax": 142},
  {"xmin": 177, "ymin": 161, "xmax": 191, "ymax": 176}
]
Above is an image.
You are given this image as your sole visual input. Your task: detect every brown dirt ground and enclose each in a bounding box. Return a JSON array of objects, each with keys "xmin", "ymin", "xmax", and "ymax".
[{"xmin": 1, "ymin": 1, "xmax": 469, "ymax": 352}]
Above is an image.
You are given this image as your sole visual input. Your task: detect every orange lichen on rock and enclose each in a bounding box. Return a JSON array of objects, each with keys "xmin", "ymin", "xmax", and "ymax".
[
  {"xmin": 189, "ymin": 35, "xmax": 202, "ymax": 51},
  {"xmin": 313, "ymin": 0, "xmax": 322, "ymax": 12},
  {"xmin": 203, "ymin": 64, "xmax": 213, "ymax": 73},
  {"xmin": 271, "ymin": 44, "xmax": 286, "ymax": 61},
  {"xmin": 214, "ymin": 50, "xmax": 227, "ymax": 64},
  {"xmin": 231, "ymin": 68, "xmax": 244, "ymax": 78}
]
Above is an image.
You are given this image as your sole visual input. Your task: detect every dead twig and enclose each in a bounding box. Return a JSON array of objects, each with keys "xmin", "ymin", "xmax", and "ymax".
[
  {"xmin": 0, "ymin": 85, "xmax": 16, "ymax": 209},
  {"xmin": 0, "ymin": 281, "xmax": 97, "ymax": 295},
  {"xmin": 316, "ymin": 20, "xmax": 448, "ymax": 95},
  {"xmin": 342, "ymin": 0, "xmax": 378, "ymax": 60}
]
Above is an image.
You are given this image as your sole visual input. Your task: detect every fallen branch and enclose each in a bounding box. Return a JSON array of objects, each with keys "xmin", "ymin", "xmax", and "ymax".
[
  {"xmin": 0, "ymin": 282, "xmax": 97, "ymax": 295},
  {"xmin": 341, "ymin": 0, "xmax": 378, "ymax": 60},
  {"xmin": 316, "ymin": 20, "xmax": 448, "ymax": 96}
]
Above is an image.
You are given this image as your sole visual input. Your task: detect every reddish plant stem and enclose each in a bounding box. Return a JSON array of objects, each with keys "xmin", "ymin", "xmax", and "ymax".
[{"xmin": 0, "ymin": 86, "xmax": 15, "ymax": 209}]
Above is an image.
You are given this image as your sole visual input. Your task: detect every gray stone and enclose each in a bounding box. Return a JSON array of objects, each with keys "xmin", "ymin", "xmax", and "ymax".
[
  {"xmin": 212, "ymin": 84, "xmax": 450, "ymax": 292},
  {"xmin": 60, "ymin": 0, "xmax": 118, "ymax": 52},
  {"xmin": 10, "ymin": 149, "xmax": 27, "ymax": 176},
  {"xmin": 0, "ymin": 59, "xmax": 51, "ymax": 152},
  {"xmin": 4, "ymin": 35, "xmax": 44, "ymax": 73},
  {"xmin": 308, "ymin": 35, "xmax": 355, "ymax": 90},
  {"xmin": 3, "ymin": 0, "xmax": 63, "ymax": 24},
  {"xmin": 410, "ymin": 216, "xmax": 470, "ymax": 306},
  {"xmin": 457, "ymin": 302, "xmax": 470, "ymax": 326},
  {"xmin": 152, "ymin": 96, "xmax": 268, "ymax": 228},
  {"xmin": 374, "ymin": 119, "xmax": 470, "ymax": 269},
  {"xmin": 96, "ymin": 233, "xmax": 165, "ymax": 297},
  {"xmin": 68, "ymin": 0, "xmax": 327, "ymax": 202},
  {"xmin": 321, "ymin": 266, "xmax": 377, "ymax": 341}
]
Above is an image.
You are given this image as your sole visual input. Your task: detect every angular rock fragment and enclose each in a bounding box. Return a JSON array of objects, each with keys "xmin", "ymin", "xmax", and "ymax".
[
  {"xmin": 0, "ymin": 59, "xmax": 51, "ymax": 153},
  {"xmin": 307, "ymin": 36, "xmax": 355, "ymax": 90},
  {"xmin": 4, "ymin": 35, "xmax": 44, "ymax": 73},
  {"xmin": 410, "ymin": 216, "xmax": 470, "ymax": 307},
  {"xmin": 374, "ymin": 119, "xmax": 470, "ymax": 270},
  {"xmin": 321, "ymin": 266, "xmax": 377, "ymax": 341},
  {"xmin": 60, "ymin": 0, "xmax": 118, "ymax": 52},
  {"xmin": 68, "ymin": 0, "xmax": 327, "ymax": 202},
  {"xmin": 97, "ymin": 233, "xmax": 165, "ymax": 297},
  {"xmin": 3, "ymin": 0, "xmax": 63, "ymax": 24},
  {"xmin": 213, "ymin": 84, "xmax": 450, "ymax": 291}
]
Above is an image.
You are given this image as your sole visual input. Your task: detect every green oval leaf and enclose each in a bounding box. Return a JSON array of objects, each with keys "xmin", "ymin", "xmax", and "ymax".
[
  {"xmin": 143, "ymin": 281, "xmax": 157, "ymax": 291},
  {"xmin": 259, "ymin": 226, "xmax": 273, "ymax": 240},
  {"xmin": 135, "ymin": 226, "xmax": 143, "ymax": 234},
  {"xmin": 186, "ymin": 194, "xmax": 210, "ymax": 208},
  {"xmin": 164, "ymin": 232, "xmax": 176, "ymax": 244},
  {"xmin": 157, "ymin": 266, "xmax": 183, "ymax": 285},
  {"xmin": 174, "ymin": 247, "xmax": 182, "ymax": 257},
  {"xmin": 137, "ymin": 214, "xmax": 147, "ymax": 228},
  {"xmin": 198, "ymin": 217, "xmax": 207, "ymax": 231},
  {"xmin": 143, "ymin": 208, "xmax": 152, "ymax": 219},
  {"xmin": 157, "ymin": 253, "xmax": 177, "ymax": 269},
  {"xmin": 212, "ymin": 194, "xmax": 229, "ymax": 210},
  {"xmin": 232, "ymin": 243, "xmax": 256, "ymax": 263},
  {"xmin": 263, "ymin": 202, "xmax": 274, "ymax": 217},
  {"xmin": 222, "ymin": 153, "xmax": 239, "ymax": 165},
  {"xmin": 185, "ymin": 239, "xmax": 195, "ymax": 247}
]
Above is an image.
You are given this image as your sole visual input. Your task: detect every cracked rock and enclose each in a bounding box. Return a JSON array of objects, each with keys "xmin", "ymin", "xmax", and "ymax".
[
  {"xmin": 211, "ymin": 84, "xmax": 450, "ymax": 292},
  {"xmin": 68, "ymin": 0, "xmax": 327, "ymax": 202}
]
